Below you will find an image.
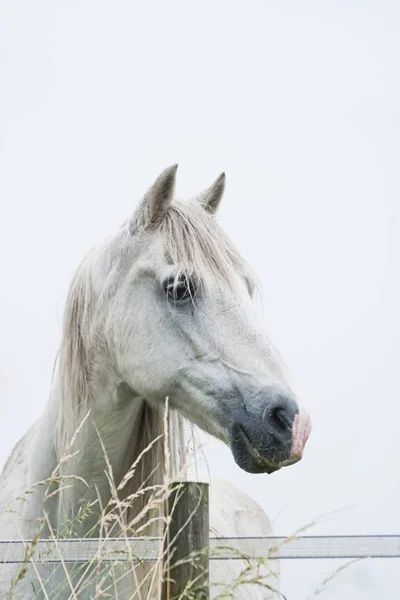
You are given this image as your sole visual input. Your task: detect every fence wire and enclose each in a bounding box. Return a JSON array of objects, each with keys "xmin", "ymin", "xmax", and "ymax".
[{"xmin": 0, "ymin": 535, "xmax": 399, "ymax": 564}]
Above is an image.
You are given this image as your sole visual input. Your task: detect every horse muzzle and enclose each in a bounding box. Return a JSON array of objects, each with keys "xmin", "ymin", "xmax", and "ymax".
[{"xmin": 230, "ymin": 393, "xmax": 311, "ymax": 474}]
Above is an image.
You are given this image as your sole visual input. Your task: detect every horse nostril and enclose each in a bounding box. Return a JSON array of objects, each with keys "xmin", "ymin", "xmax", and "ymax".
[{"xmin": 270, "ymin": 404, "xmax": 293, "ymax": 430}]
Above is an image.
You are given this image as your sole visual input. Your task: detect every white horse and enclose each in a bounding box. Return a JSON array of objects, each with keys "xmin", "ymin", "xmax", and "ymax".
[{"xmin": 0, "ymin": 166, "xmax": 311, "ymax": 599}]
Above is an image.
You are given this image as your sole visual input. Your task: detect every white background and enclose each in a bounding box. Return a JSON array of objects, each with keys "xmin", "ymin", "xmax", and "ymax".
[{"xmin": 0, "ymin": 1, "xmax": 399, "ymax": 597}]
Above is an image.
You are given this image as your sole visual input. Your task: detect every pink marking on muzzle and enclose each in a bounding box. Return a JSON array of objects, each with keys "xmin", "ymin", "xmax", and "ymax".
[{"xmin": 290, "ymin": 407, "xmax": 312, "ymax": 459}]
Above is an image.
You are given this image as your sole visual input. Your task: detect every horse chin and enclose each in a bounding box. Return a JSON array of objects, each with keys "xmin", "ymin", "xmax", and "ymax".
[
  {"xmin": 239, "ymin": 459, "xmax": 282, "ymax": 475},
  {"xmin": 232, "ymin": 451, "xmax": 302, "ymax": 475},
  {"xmin": 230, "ymin": 436, "xmax": 281, "ymax": 474},
  {"xmin": 232, "ymin": 450, "xmax": 283, "ymax": 475},
  {"xmin": 230, "ymin": 427, "xmax": 303, "ymax": 474}
]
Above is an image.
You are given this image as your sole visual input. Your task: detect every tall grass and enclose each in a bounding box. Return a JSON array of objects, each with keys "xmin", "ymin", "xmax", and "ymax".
[{"xmin": 1, "ymin": 412, "xmax": 357, "ymax": 599}]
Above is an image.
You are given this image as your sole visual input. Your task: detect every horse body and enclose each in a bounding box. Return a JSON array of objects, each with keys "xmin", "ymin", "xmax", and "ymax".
[{"xmin": 0, "ymin": 166, "xmax": 310, "ymax": 598}]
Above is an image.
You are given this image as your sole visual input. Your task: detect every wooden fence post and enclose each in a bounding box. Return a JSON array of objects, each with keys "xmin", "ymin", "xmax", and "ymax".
[{"xmin": 162, "ymin": 481, "xmax": 209, "ymax": 600}]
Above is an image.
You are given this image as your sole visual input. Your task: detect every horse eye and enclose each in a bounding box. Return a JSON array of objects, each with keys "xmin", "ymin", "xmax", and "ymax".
[{"xmin": 164, "ymin": 275, "xmax": 195, "ymax": 303}]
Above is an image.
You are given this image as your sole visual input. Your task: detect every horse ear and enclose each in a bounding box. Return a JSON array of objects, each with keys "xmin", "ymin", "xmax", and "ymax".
[
  {"xmin": 194, "ymin": 172, "xmax": 226, "ymax": 214},
  {"xmin": 130, "ymin": 164, "xmax": 178, "ymax": 234}
]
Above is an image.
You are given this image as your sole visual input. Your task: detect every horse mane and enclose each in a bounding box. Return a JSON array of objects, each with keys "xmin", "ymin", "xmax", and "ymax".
[{"xmin": 57, "ymin": 254, "xmax": 95, "ymax": 462}]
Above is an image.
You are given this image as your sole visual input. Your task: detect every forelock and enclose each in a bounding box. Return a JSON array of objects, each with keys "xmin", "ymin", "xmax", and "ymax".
[{"xmin": 160, "ymin": 201, "xmax": 256, "ymax": 291}]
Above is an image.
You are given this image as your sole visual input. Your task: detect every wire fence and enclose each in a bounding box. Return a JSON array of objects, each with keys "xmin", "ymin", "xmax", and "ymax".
[{"xmin": 0, "ymin": 535, "xmax": 399, "ymax": 564}]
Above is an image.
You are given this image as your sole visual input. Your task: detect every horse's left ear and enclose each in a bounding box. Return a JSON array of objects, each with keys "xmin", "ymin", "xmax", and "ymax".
[
  {"xmin": 194, "ymin": 172, "xmax": 226, "ymax": 215},
  {"xmin": 130, "ymin": 164, "xmax": 178, "ymax": 234}
]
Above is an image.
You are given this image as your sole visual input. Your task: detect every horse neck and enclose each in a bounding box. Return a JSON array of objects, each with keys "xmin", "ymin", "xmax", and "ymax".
[{"xmin": 55, "ymin": 370, "xmax": 170, "ymax": 538}]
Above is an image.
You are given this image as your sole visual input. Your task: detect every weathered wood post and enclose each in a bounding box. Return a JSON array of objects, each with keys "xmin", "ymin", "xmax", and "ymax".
[{"xmin": 162, "ymin": 481, "xmax": 209, "ymax": 600}]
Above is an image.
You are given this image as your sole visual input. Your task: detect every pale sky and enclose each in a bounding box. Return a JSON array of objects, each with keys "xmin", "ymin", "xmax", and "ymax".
[{"xmin": 0, "ymin": 1, "xmax": 399, "ymax": 598}]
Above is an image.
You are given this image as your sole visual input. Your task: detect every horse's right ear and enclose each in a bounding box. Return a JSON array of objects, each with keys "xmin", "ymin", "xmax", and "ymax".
[{"xmin": 130, "ymin": 164, "xmax": 178, "ymax": 234}]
